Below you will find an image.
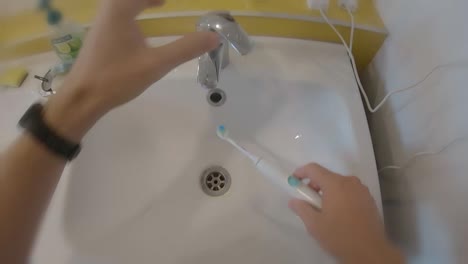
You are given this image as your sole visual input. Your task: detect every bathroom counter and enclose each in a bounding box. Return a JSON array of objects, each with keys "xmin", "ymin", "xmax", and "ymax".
[{"xmin": 0, "ymin": 37, "xmax": 381, "ymax": 264}]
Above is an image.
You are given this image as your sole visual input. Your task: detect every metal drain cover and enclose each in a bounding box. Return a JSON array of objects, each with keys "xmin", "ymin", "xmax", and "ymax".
[
  {"xmin": 206, "ymin": 89, "xmax": 226, "ymax": 107},
  {"xmin": 201, "ymin": 166, "xmax": 231, "ymax": 196}
]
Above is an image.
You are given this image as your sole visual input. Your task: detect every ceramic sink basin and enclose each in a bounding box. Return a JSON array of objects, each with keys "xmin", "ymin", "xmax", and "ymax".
[{"xmin": 58, "ymin": 37, "xmax": 381, "ymax": 264}]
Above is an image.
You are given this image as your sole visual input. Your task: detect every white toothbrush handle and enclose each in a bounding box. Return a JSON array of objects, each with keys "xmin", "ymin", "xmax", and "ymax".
[
  {"xmin": 295, "ymin": 184, "xmax": 322, "ymax": 209},
  {"xmin": 255, "ymin": 159, "xmax": 322, "ymax": 210},
  {"xmin": 217, "ymin": 126, "xmax": 322, "ymax": 209}
]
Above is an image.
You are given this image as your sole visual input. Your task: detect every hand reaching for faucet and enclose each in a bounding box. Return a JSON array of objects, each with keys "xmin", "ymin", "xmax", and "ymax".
[
  {"xmin": 289, "ymin": 163, "xmax": 405, "ymax": 264},
  {"xmin": 1, "ymin": 1, "xmax": 218, "ymax": 262},
  {"xmin": 44, "ymin": 0, "xmax": 219, "ymax": 141}
]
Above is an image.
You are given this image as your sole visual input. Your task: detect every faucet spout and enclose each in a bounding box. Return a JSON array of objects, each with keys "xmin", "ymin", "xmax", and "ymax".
[{"xmin": 197, "ymin": 12, "xmax": 252, "ymax": 89}]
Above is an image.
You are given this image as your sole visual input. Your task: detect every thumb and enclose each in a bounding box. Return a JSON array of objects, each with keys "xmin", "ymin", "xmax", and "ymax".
[
  {"xmin": 151, "ymin": 32, "xmax": 220, "ymax": 74},
  {"xmin": 294, "ymin": 163, "xmax": 338, "ymax": 192},
  {"xmin": 289, "ymin": 199, "xmax": 321, "ymax": 236}
]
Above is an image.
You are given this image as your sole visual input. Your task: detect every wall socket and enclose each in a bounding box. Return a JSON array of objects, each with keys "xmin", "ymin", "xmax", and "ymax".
[{"xmin": 307, "ymin": 0, "xmax": 329, "ymax": 11}]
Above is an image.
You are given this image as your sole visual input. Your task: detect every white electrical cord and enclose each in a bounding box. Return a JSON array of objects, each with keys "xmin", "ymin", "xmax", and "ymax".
[
  {"xmin": 319, "ymin": 8, "xmax": 377, "ymax": 113},
  {"xmin": 346, "ymin": 7, "xmax": 354, "ymax": 52},
  {"xmin": 319, "ymin": 8, "xmax": 468, "ymax": 174},
  {"xmin": 378, "ymin": 135, "xmax": 468, "ymax": 173},
  {"xmin": 319, "ymin": 8, "xmax": 468, "ymax": 113}
]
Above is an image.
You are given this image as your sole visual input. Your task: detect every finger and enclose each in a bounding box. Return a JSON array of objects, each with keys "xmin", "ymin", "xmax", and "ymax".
[
  {"xmin": 302, "ymin": 178, "xmax": 321, "ymax": 191},
  {"xmin": 293, "ymin": 163, "xmax": 338, "ymax": 191},
  {"xmin": 150, "ymin": 32, "xmax": 220, "ymax": 75},
  {"xmin": 289, "ymin": 199, "xmax": 321, "ymax": 236},
  {"xmin": 311, "ymin": 183, "xmax": 321, "ymax": 192}
]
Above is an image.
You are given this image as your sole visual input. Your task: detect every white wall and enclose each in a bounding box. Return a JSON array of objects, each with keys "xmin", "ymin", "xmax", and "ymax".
[{"xmin": 363, "ymin": 0, "xmax": 468, "ymax": 263}]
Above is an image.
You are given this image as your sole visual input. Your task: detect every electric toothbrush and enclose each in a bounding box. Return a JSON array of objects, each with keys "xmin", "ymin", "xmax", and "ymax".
[{"xmin": 216, "ymin": 125, "xmax": 322, "ymax": 210}]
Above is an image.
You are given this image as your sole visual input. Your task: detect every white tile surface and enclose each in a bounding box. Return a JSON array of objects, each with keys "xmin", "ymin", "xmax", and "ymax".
[{"xmin": 363, "ymin": 0, "xmax": 468, "ymax": 262}]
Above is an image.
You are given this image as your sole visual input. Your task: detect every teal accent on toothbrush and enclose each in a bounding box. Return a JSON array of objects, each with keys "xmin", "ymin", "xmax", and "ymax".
[
  {"xmin": 287, "ymin": 176, "xmax": 301, "ymax": 187},
  {"xmin": 218, "ymin": 125, "xmax": 226, "ymax": 135},
  {"xmin": 217, "ymin": 125, "xmax": 260, "ymax": 163}
]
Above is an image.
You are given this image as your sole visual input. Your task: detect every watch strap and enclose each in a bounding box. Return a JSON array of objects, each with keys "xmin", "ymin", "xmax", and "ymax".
[{"xmin": 19, "ymin": 103, "xmax": 81, "ymax": 161}]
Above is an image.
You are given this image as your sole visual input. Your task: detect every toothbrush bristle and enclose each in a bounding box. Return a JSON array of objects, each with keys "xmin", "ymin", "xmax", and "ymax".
[{"xmin": 217, "ymin": 125, "xmax": 226, "ymax": 137}]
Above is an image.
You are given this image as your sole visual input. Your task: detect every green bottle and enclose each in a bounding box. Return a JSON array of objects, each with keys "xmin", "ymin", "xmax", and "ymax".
[{"xmin": 47, "ymin": 9, "xmax": 85, "ymax": 64}]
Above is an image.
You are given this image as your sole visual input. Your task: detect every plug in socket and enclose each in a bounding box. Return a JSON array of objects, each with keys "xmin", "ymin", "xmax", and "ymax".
[
  {"xmin": 307, "ymin": 0, "xmax": 329, "ymax": 11},
  {"xmin": 338, "ymin": 0, "xmax": 358, "ymax": 12}
]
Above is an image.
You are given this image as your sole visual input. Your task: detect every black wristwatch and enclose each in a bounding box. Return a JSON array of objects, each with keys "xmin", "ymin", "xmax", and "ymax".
[{"xmin": 19, "ymin": 103, "xmax": 81, "ymax": 161}]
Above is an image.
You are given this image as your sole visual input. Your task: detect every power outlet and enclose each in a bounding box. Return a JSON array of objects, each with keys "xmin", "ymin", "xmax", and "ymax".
[
  {"xmin": 338, "ymin": 0, "xmax": 358, "ymax": 12},
  {"xmin": 307, "ymin": 0, "xmax": 329, "ymax": 11}
]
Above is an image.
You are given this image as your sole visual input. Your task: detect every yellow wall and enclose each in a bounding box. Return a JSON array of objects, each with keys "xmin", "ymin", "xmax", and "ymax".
[{"xmin": 0, "ymin": 0, "xmax": 386, "ymax": 69}]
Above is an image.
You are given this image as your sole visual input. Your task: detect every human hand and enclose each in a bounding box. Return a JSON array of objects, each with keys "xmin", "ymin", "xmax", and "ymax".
[
  {"xmin": 289, "ymin": 163, "xmax": 404, "ymax": 264},
  {"xmin": 44, "ymin": 0, "xmax": 219, "ymax": 141}
]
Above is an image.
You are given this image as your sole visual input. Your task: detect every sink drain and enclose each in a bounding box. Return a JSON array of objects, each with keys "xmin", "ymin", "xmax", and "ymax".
[
  {"xmin": 201, "ymin": 166, "xmax": 231, "ymax": 196},
  {"xmin": 207, "ymin": 89, "xmax": 226, "ymax": 107}
]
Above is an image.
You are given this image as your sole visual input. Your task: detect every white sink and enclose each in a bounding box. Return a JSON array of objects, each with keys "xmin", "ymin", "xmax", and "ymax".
[
  {"xmin": 62, "ymin": 37, "xmax": 381, "ymax": 264},
  {"xmin": 8, "ymin": 37, "xmax": 380, "ymax": 264}
]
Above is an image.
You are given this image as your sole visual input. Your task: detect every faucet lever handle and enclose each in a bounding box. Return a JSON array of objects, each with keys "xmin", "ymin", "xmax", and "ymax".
[
  {"xmin": 196, "ymin": 11, "xmax": 252, "ymax": 90},
  {"xmin": 197, "ymin": 11, "xmax": 252, "ymax": 55}
]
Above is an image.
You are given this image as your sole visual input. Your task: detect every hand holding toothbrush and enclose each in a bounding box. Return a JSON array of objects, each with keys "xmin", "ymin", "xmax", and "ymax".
[{"xmin": 289, "ymin": 163, "xmax": 405, "ymax": 264}]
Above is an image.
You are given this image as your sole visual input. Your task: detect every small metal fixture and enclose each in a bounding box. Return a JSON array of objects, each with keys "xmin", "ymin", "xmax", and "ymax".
[
  {"xmin": 34, "ymin": 63, "xmax": 72, "ymax": 97},
  {"xmin": 206, "ymin": 88, "xmax": 226, "ymax": 106},
  {"xmin": 200, "ymin": 166, "xmax": 231, "ymax": 196},
  {"xmin": 34, "ymin": 70, "xmax": 56, "ymax": 97},
  {"xmin": 196, "ymin": 11, "xmax": 253, "ymax": 90}
]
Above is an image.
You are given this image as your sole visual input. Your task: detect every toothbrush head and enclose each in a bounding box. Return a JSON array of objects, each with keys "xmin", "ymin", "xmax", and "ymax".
[{"xmin": 217, "ymin": 125, "xmax": 227, "ymax": 139}]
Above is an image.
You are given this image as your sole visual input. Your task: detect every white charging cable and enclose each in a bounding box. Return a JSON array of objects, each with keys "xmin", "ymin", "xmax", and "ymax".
[
  {"xmin": 319, "ymin": 8, "xmax": 378, "ymax": 113},
  {"xmin": 346, "ymin": 7, "xmax": 354, "ymax": 52},
  {"xmin": 319, "ymin": 8, "xmax": 468, "ymax": 113},
  {"xmin": 319, "ymin": 8, "xmax": 468, "ymax": 173},
  {"xmin": 378, "ymin": 135, "xmax": 468, "ymax": 173}
]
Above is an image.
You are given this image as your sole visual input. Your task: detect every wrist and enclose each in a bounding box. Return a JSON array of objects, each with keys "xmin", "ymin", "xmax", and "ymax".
[
  {"xmin": 340, "ymin": 240, "xmax": 404, "ymax": 264},
  {"xmin": 43, "ymin": 80, "xmax": 106, "ymax": 142}
]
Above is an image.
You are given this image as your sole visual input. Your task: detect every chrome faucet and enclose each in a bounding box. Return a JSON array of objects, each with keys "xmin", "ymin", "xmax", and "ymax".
[{"xmin": 197, "ymin": 12, "xmax": 253, "ymax": 89}]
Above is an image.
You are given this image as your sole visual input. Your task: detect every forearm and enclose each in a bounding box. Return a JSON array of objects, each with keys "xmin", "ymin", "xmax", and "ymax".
[
  {"xmin": 0, "ymin": 82, "xmax": 102, "ymax": 263},
  {"xmin": 340, "ymin": 241, "xmax": 405, "ymax": 264},
  {"xmin": 0, "ymin": 135, "xmax": 67, "ymax": 263}
]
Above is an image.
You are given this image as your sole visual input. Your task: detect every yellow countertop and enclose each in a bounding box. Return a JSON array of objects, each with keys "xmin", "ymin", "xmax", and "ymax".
[{"xmin": 0, "ymin": 0, "xmax": 386, "ymax": 69}]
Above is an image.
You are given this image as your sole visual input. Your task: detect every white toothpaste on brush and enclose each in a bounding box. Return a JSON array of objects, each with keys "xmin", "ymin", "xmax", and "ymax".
[{"xmin": 216, "ymin": 125, "xmax": 322, "ymax": 210}]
